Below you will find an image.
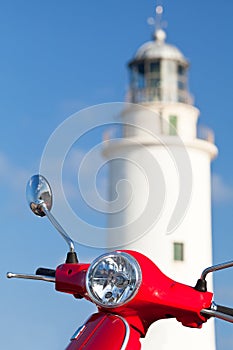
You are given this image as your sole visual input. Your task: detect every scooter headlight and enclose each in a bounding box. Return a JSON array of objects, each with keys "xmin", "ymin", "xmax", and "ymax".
[{"xmin": 86, "ymin": 251, "xmax": 142, "ymax": 308}]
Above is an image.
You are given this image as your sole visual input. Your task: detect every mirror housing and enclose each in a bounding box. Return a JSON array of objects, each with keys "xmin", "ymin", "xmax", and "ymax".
[{"xmin": 26, "ymin": 174, "xmax": 52, "ymax": 217}]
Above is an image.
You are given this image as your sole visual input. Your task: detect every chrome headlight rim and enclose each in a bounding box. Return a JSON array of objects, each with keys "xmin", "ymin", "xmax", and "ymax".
[{"xmin": 85, "ymin": 251, "xmax": 142, "ymax": 308}]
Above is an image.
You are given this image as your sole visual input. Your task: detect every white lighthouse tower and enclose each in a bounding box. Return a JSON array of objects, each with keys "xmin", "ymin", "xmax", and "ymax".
[{"xmin": 105, "ymin": 9, "xmax": 218, "ymax": 350}]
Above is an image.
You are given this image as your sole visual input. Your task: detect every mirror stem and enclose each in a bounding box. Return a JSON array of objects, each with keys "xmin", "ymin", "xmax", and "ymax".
[
  {"xmin": 41, "ymin": 203, "xmax": 75, "ymax": 253},
  {"xmin": 201, "ymin": 260, "xmax": 233, "ymax": 280},
  {"xmin": 195, "ymin": 260, "xmax": 233, "ymax": 292}
]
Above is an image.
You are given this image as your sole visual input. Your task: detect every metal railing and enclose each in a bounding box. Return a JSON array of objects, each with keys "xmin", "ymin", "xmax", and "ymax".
[{"xmin": 127, "ymin": 87, "xmax": 193, "ymax": 105}]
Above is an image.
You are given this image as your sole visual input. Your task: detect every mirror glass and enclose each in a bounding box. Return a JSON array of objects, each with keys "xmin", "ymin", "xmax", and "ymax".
[{"xmin": 26, "ymin": 175, "xmax": 52, "ymax": 217}]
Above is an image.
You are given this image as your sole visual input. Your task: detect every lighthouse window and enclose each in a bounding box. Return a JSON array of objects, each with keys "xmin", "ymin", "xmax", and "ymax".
[
  {"xmin": 173, "ymin": 242, "xmax": 184, "ymax": 261},
  {"xmin": 138, "ymin": 63, "xmax": 145, "ymax": 74},
  {"xmin": 150, "ymin": 61, "xmax": 160, "ymax": 73},
  {"xmin": 178, "ymin": 64, "xmax": 185, "ymax": 76},
  {"xmin": 169, "ymin": 115, "xmax": 177, "ymax": 135},
  {"xmin": 136, "ymin": 63, "xmax": 145, "ymax": 88}
]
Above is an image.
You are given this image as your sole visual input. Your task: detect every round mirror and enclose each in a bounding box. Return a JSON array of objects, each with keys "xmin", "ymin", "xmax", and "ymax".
[{"xmin": 26, "ymin": 175, "xmax": 53, "ymax": 217}]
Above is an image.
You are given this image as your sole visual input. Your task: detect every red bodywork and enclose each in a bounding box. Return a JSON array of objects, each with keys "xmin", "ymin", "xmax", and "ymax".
[
  {"xmin": 65, "ymin": 313, "xmax": 141, "ymax": 350},
  {"xmin": 55, "ymin": 250, "xmax": 213, "ymax": 349}
]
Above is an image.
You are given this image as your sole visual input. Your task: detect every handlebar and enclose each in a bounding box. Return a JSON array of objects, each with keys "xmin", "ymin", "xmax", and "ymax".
[
  {"xmin": 7, "ymin": 263, "xmax": 233, "ymax": 327},
  {"xmin": 201, "ymin": 303, "xmax": 233, "ymax": 323}
]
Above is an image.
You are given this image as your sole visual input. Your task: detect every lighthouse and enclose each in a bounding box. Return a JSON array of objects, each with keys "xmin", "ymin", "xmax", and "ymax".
[{"xmin": 104, "ymin": 9, "xmax": 218, "ymax": 350}]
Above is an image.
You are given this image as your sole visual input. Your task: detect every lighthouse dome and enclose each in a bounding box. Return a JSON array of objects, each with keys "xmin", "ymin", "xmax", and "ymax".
[{"xmin": 135, "ymin": 29, "xmax": 188, "ymax": 65}]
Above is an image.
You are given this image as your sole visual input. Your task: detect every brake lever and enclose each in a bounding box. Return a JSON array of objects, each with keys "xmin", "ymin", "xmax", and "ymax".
[{"xmin": 6, "ymin": 272, "xmax": 55, "ymax": 283}]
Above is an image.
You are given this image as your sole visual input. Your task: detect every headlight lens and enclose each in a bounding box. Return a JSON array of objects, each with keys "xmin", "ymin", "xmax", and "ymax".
[{"xmin": 86, "ymin": 251, "xmax": 142, "ymax": 308}]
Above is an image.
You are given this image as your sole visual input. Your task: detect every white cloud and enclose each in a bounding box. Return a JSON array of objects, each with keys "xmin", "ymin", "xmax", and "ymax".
[{"xmin": 212, "ymin": 173, "xmax": 233, "ymax": 204}]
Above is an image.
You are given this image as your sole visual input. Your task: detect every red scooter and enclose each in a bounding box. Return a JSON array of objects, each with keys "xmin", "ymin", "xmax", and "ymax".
[{"xmin": 7, "ymin": 175, "xmax": 233, "ymax": 350}]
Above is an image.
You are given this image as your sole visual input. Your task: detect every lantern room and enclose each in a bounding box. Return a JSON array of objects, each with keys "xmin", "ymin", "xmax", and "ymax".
[{"xmin": 128, "ymin": 29, "xmax": 192, "ymax": 105}]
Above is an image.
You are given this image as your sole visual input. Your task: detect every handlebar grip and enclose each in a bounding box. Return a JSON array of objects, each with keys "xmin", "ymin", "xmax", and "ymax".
[
  {"xmin": 215, "ymin": 304, "xmax": 233, "ymax": 317},
  {"xmin": 36, "ymin": 268, "xmax": 56, "ymax": 278}
]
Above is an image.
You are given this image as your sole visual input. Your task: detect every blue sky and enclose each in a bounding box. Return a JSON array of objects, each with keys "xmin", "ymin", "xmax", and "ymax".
[{"xmin": 1, "ymin": 1, "xmax": 233, "ymax": 349}]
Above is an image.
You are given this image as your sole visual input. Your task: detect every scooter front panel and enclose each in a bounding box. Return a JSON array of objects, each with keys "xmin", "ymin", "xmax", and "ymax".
[{"xmin": 65, "ymin": 312, "xmax": 141, "ymax": 350}]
